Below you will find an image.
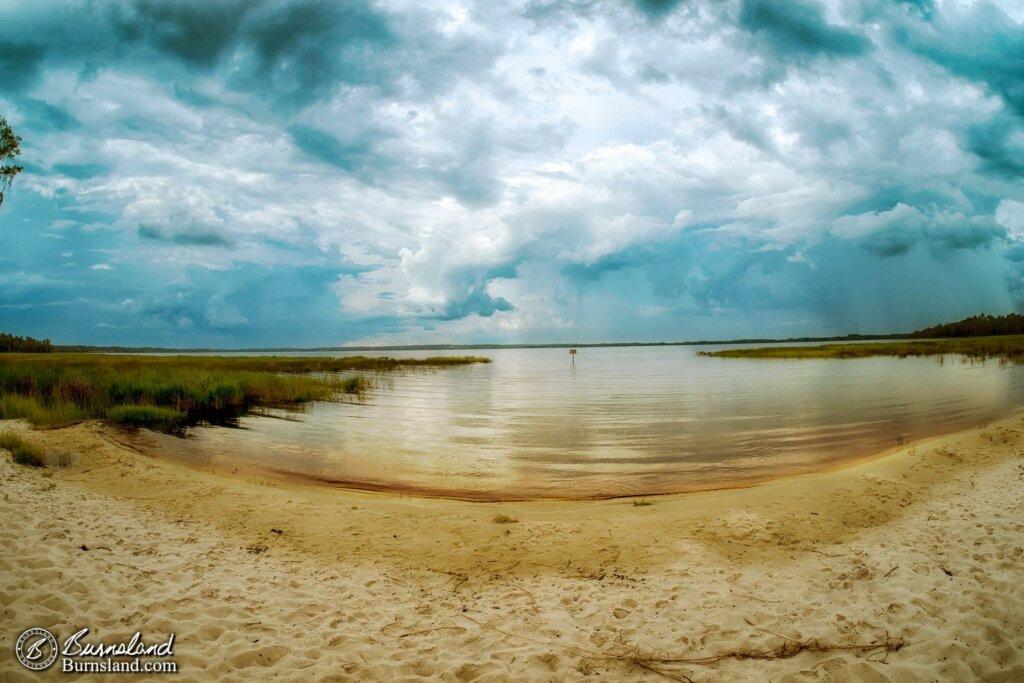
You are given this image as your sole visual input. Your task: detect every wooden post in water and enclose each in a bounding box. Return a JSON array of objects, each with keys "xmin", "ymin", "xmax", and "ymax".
[{"xmin": 569, "ymin": 348, "xmax": 576, "ymax": 367}]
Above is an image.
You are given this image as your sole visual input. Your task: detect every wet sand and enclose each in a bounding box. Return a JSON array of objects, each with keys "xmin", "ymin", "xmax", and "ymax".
[{"xmin": 1, "ymin": 415, "xmax": 1023, "ymax": 681}]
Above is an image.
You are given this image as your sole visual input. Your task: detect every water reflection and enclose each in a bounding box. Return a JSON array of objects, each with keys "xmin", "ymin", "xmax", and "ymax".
[{"xmin": 129, "ymin": 346, "xmax": 1024, "ymax": 499}]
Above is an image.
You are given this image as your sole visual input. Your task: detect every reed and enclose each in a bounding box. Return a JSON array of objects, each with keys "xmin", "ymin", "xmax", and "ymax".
[
  {"xmin": 0, "ymin": 353, "xmax": 490, "ymax": 429},
  {"xmin": 697, "ymin": 336, "xmax": 1024, "ymax": 363}
]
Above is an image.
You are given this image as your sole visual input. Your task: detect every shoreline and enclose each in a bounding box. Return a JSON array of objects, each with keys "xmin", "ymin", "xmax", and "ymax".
[
  {"xmin": 108, "ymin": 409, "xmax": 1012, "ymax": 503},
  {"xmin": 2, "ymin": 415, "xmax": 1023, "ymax": 680}
]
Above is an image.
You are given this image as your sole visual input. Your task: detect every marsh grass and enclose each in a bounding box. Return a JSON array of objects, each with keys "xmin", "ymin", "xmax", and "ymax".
[
  {"xmin": 0, "ymin": 431, "xmax": 45, "ymax": 467},
  {"xmin": 106, "ymin": 405, "xmax": 185, "ymax": 427},
  {"xmin": 0, "ymin": 353, "xmax": 489, "ymax": 431},
  {"xmin": 697, "ymin": 336, "xmax": 1024, "ymax": 363}
]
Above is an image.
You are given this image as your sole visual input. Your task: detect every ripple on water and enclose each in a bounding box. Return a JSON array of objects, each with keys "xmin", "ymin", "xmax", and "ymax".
[{"xmin": 132, "ymin": 346, "xmax": 1024, "ymax": 499}]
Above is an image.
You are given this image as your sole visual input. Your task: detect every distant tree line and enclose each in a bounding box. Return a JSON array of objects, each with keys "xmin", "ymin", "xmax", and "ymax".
[
  {"xmin": 4, "ymin": 314, "xmax": 1023, "ymax": 354},
  {"xmin": 0, "ymin": 333, "xmax": 54, "ymax": 353},
  {"xmin": 912, "ymin": 313, "xmax": 1024, "ymax": 339}
]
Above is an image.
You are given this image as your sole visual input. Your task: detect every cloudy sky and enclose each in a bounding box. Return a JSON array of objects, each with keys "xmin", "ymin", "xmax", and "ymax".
[{"xmin": 1, "ymin": 0, "xmax": 1022, "ymax": 347}]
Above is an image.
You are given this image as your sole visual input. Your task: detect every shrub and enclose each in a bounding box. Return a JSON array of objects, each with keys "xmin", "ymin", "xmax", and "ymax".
[{"xmin": 342, "ymin": 376, "xmax": 370, "ymax": 394}]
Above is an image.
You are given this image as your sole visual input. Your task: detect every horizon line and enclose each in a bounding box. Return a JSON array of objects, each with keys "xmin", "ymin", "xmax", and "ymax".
[{"xmin": 47, "ymin": 332, "xmax": 906, "ymax": 354}]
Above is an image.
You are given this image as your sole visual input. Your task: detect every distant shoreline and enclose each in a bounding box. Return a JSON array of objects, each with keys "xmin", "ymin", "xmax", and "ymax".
[
  {"xmin": 52, "ymin": 333, "xmax": 907, "ymax": 354},
  {"xmin": 9, "ymin": 312, "xmax": 1023, "ymax": 354},
  {"xmin": 698, "ymin": 335, "xmax": 1024, "ymax": 363}
]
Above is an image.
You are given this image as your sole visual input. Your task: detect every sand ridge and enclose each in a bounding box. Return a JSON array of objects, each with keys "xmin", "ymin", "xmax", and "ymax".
[{"xmin": 1, "ymin": 416, "xmax": 1023, "ymax": 681}]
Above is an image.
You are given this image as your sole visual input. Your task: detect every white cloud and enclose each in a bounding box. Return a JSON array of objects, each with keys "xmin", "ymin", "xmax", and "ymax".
[{"xmin": 996, "ymin": 200, "xmax": 1024, "ymax": 240}]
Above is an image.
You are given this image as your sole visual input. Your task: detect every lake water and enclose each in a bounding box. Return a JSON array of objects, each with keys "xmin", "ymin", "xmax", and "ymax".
[{"xmin": 132, "ymin": 345, "xmax": 1024, "ymax": 500}]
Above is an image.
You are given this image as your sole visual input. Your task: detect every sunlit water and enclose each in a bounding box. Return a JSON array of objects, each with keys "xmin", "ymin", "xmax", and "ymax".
[{"xmin": 127, "ymin": 345, "xmax": 1024, "ymax": 500}]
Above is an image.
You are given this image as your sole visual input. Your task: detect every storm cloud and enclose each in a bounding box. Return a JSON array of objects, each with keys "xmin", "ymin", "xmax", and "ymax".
[{"xmin": 1, "ymin": 0, "xmax": 1022, "ymax": 346}]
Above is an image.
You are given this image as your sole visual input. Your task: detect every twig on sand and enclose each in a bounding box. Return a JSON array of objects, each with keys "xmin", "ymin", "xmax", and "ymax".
[
  {"xmin": 502, "ymin": 579, "xmax": 541, "ymax": 616},
  {"xmin": 62, "ymin": 463, "xmax": 117, "ymax": 478},
  {"xmin": 884, "ymin": 565, "xmax": 899, "ymax": 578},
  {"xmin": 423, "ymin": 565, "xmax": 470, "ymax": 591},
  {"xmin": 631, "ymin": 659, "xmax": 695, "ymax": 682},
  {"xmin": 751, "ymin": 626, "xmax": 801, "ymax": 643},
  {"xmin": 380, "ymin": 623, "xmax": 468, "ymax": 638},
  {"xmin": 915, "ymin": 604, "xmax": 946, "ymax": 623},
  {"xmin": 735, "ymin": 592, "xmax": 780, "ymax": 604}
]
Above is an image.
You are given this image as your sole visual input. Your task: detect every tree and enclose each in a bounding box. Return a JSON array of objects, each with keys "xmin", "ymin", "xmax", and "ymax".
[{"xmin": 0, "ymin": 117, "xmax": 23, "ymax": 209}]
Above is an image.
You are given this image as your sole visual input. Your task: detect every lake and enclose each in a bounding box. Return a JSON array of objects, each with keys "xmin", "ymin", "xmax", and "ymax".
[{"xmin": 128, "ymin": 345, "xmax": 1024, "ymax": 500}]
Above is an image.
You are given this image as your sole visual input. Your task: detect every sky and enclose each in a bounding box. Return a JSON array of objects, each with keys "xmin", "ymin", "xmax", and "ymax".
[{"xmin": 1, "ymin": 0, "xmax": 1022, "ymax": 347}]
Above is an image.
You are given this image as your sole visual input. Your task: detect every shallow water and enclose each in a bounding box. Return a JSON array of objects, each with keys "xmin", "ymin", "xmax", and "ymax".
[{"xmin": 144, "ymin": 345, "xmax": 1024, "ymax": 499}]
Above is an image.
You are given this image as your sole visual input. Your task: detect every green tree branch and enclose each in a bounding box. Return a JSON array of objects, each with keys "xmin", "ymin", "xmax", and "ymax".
[{"xmin": 0, "ymin": 117, "xmax": 24, "ymax": 209}]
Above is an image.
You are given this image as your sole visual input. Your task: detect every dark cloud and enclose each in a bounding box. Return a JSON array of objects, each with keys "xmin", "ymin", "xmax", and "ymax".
[
  {"xmin": 634, "ymin": 0, "xmax": 688, "ymax": 20},
  {"xmin": 561, "ymin": 255, "xmax": 638, "ymax": 283},
  {"xmin": 237, "ymin": 0, "xmax": 392, "ymax": 107},
  {"xmin": 840, "ymin": 186, "xmax": 960, "ymax": 217},
  {"xmin": 437, "ymin": 284, "xmax": 514, "ymax": 321},
  {"xmin": 857, "ymin": 228, "xmax": 917, "ymax": 257},
  {"xmin": 138, "ymin": 224, "xmax": 232, "ymax": 247},
  {"xmin": 686, "ymin": 250, "xmax": 801, "ymax": 312},
  {"xmin": 967, "ymin": 115, "xmax": 1024, "ymax": 179},
  {"xmin": 17, "ymin": 98, "xmax": 79, "ymax": 132},
  {"xmin": 853, "ymin": 0, "xmax": 936, "ymax": 22},
  {"xmin": 520, "ymin": 0, "xmax": 600, "ymax": 25},
  {"xmin": 833, "ymin": 203, "xmax": 1006, "ymax": 259},
  {"xmin": 111, "ymin": 0, "xmax": 252, "ymax": 67},
  {"xmin": 171, "ymin": 84, "xmax": 220, "ymax": 108},
  {"xmin": 738, "ymin": 0, "xmax": 871, "ymax": 60},
  {"xmin": 0, "ymin": 0, "xmax": 395, "ymax": 111},
  {"xmin": 289, "ymin": 125, "xmax": 373, "ymax": 172},
  {"xmin": 891, "ymin": 1, "xmax": 1024, "ymax": 116},
  {"xmin": 927, "ymin": 218, "xmax": 1005, "ymax": 254},
  {"xmin": 709, "ymin": 104, "xmax": 776, "ymax": 152},
  {"xmin": 0, "ymin": 41, "xmax": 46, "ymax": 93},
  {"xmin": 807, "ymin": 237, "xmax": 1013, "ymax": 333},
  {"xmin": 1004, "ymin": 244, "xmax": 1024, "ymax": 264},
  {"xmin": 894, "ymin": 0, "xmax": 935, "ymax": 20},
  {"xmin": 637, "ymin": 63, "xmax": 671, "ymax": 83},
  {"xmin": 52, "ymin": 163, "xmax": 109, "ymax": 180}
]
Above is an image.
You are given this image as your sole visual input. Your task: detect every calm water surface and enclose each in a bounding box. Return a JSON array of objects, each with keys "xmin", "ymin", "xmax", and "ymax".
[{"xmin": 139, "ymin": 346, "xmax": 1024, "ymax": 499}]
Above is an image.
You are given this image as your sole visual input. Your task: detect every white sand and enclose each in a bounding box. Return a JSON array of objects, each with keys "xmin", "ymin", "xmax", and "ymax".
[{"xmin": 1, "ymin": 416, "xmax": 1023, "ymax": 681}]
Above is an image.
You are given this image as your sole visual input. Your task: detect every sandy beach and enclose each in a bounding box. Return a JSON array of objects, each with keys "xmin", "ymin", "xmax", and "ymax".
[{"xmin": 2, "ymin": 415, "xmax": 1023, "ymax": 682}]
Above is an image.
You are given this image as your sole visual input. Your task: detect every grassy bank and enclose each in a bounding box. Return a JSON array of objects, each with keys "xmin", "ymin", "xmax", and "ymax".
[
  {"xmin": 0, "ymin": 354, "xmax": 489, "ymax": 430},
  {"xmin": 697, "ymin": 336, "xmax": 1024, "ymax": 363}
]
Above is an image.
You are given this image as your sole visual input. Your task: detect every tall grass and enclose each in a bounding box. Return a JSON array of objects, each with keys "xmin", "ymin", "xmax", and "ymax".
[
  {"xmin": 0, "ymin": 353, "xmax": 490, "ymax": 430},
  {"xmin": 697, "ymin": 336, "xmax": 1024, "ymax": 362},
  {"xmin": 0, "ymin": 431, "xmax": 45, "ymax": 467}
]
